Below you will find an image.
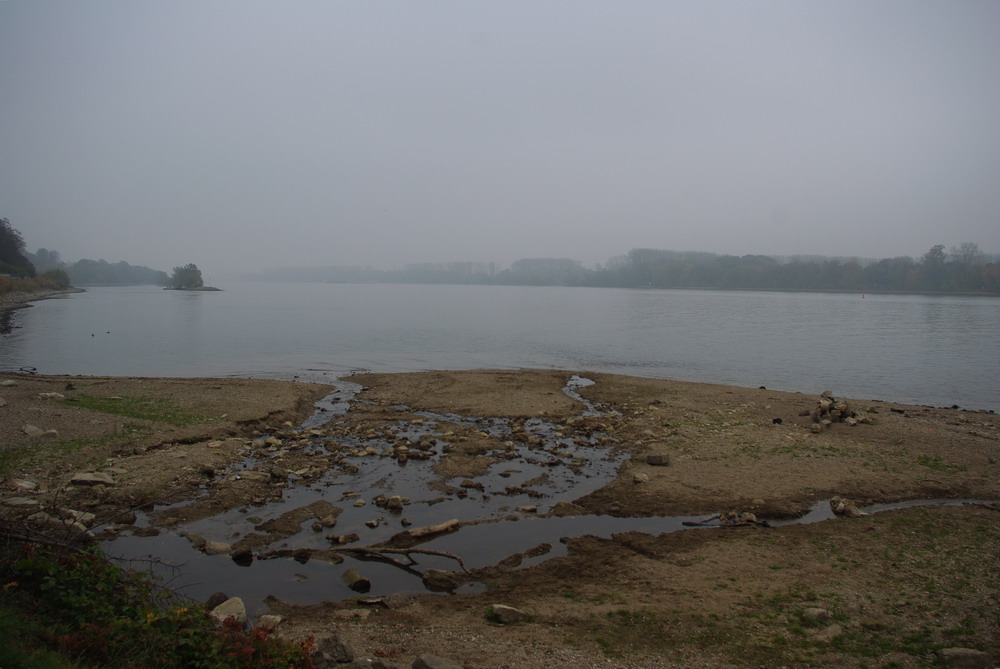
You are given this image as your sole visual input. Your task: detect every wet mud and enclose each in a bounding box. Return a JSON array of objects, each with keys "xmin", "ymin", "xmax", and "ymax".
[{"xmin": 101, "ymin": 375, "xmax": 997, "ymax": 616}]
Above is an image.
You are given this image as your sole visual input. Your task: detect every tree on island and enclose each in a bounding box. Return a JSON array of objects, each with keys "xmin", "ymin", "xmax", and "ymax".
[{"xmin": 168, "ymin": 263, "xmax": 204, "ymax": 289}]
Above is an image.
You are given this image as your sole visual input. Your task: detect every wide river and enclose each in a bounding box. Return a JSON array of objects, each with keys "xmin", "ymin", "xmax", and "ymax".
[{"xmin": 1, "ymin": 282, "xmax": 998, "ymax": 411}]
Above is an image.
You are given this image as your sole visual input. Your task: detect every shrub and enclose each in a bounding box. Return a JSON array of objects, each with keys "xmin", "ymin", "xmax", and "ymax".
[{"xmin": 2, "ymin": 544, "xmax": 315, "ymax": 668}]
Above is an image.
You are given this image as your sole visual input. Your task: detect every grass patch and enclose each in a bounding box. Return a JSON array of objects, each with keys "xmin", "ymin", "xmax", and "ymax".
[
  {"xmin": 60, "ymin": 395, "xmax": 212, "ymax": 427},
  {"xmin": 0, "ymin": 445, "xmax": 30, "ymax": 480},
  {"xmin": 913, "ymin": 454, "xmax": 965, "ymax": 473}
]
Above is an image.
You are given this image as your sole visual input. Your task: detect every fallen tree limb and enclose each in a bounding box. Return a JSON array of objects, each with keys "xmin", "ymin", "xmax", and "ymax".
[{"xmin": 328, "ymin": 545, "xmax": 469, "ymax": 572}]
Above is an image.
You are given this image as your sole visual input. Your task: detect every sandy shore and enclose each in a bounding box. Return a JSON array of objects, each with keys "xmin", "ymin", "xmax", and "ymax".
[{"xmin": 1, "ymin": 370, "xmax": 997, "ymax": 667}]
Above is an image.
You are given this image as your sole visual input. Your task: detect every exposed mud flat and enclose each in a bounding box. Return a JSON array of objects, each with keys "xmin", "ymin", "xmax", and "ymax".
[{"xmin": 2, "ymin": 370, "xmax": 998, "ymax": 667}]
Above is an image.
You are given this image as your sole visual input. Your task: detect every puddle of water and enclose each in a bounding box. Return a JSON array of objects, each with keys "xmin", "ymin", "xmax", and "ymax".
[{"xmin": 101, "ymin": 375, "xmax": 998, "ymax": 617}]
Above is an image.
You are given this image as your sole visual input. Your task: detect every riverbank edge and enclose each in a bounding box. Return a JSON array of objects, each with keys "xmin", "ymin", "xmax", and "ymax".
[{"xmin": 0, "ymin": 288, "xmax": 85, "ymax": 333}]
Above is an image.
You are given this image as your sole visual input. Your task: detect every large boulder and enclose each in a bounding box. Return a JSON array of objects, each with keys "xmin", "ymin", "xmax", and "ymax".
[{"xmin": 210, "ymin": 597, "xmax": 247, "ymax": 627}]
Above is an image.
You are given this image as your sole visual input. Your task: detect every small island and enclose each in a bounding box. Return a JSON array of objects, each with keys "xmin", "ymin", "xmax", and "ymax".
[{"xmin": 162, "ymin": 263, "xmax": 221, "ymax": 291}]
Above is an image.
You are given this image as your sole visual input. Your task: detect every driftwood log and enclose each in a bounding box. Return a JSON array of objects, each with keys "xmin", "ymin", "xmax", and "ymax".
[{"xmin": 328, "ymin": 545, "xmax": 469, "ymax": 572}]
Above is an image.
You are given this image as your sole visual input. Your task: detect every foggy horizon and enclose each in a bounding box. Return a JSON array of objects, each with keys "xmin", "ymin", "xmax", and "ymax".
[{"xmin": 3, "ymin": 1, "xmax": 999, "ymax": 277}]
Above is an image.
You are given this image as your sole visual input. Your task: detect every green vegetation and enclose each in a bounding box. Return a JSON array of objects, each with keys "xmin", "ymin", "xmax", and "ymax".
[
  {"xmin": 914, "ymin": 454, "xmax": 965, "ymax": 474},
  {"xmin": 167, "ymin": 263, "xmax": 204, "ymax": 289},
  {"xmin": 567, "ymin": 509, "xmax": 997, "ymax": 667},
  {"xmin": 67, "ymin": 258, "xmax": 168, "ymax": 286},
  {"xmin": 0, "ymin": 544, "xmax": 315, "ymax": 668},
  {"xmin": 0, "ymin": 217, "xmax": 35, "ymax": 278},
  {"xmin": 60, "ymin": 395, "xmax": 212, "ymax": 427}
]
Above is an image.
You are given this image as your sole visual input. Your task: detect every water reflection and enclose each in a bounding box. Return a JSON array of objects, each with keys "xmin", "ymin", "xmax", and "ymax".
[{"xmin": 2, "ymin": 284, "xmax": 998, "ymax": 410}]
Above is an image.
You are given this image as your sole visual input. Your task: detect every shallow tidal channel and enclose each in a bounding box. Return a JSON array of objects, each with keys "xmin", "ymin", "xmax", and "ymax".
[{"xmin": 101, "ymin": 376, "xmax": 992, "ymax": 617}]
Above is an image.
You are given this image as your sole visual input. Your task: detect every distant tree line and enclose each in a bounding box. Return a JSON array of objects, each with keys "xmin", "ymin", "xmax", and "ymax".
[
  {"xmin": 26, "ymin": 247, "xmax": 168, "ymax": 286},
  {"xmin": 246, "ymin": 242, "xmax": 999, "ymax": 294},
  {"xmin": 581, "ymin": 243, "xmax": 999, "ymax": 293}
]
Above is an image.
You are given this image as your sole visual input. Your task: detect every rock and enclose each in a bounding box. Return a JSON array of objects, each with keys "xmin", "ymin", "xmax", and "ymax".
[
  {"xmin": 27, "ymin": 511, "xmax": 90, "ymax": 534},
  {"xmin": 257, "ymin": 614, "xmax": 282, "ymax": 631},
  {"xmin": 937, "ymin": 648, "xmax": 991, "ymax": 668},
  {"xmin": 21, "ymin": 424, "xmax": 44, "ymax": 437},
  {"xmin": 185, "ymin": 534, "xmax": 207, "ymax": 549},
  {"xmin": 63, "ymin": 508, "xmax": 96, "ymax": 525},
  {"xmin": 239, "ymin": 470, "xmax": 271, "ymax": 482},
  {"xmin": 488, "ymin": 604, "xmax": 529, "ymax": 624},
  {"xmin": 70, "ymin": 472, "xmax": 116, "ymax": 486},
  {"xmin": 38, "ymin": 392, "xmax": 65, "ymax": 400},
  {"xmin": 550, "ymin": 502, "xmax": 585, "ymax": 517},
  {"xmin": 0, "ymin": 397, "xmax": 7, "ymax": 407},
  {"xmin": 1, "ymin": 497, "xmax": 40, "ymax": 507},
  {"xmin": 7, "ymin": 479, "xmax": 38, "ymax": 492},
  {"xmin": 203, "ymin": 541, "xmax": 232, "ymax": 556},
  {"xmin": 831, "ymin": 496, "xmax": 867, "ymax": 517},
  {"xmin": 632, "ymin": 473, "xmax": 650, "ymax": 484},
  {"xmin": 422, "ymin": 568, "xmax": 464, "ymax": 592},
  {"xmin": 116, "ymin": 510, "xmax": 138, "ymax": 525},
  {"xmin": 231, "ymin": 548, "xmax": 254, "ymax": 566},
  {"xmin": 341, "ymin": 567, "xmax": 371, "ymax": 592},
  {"xmin": 1, "ymin": 379, "xmax": 16, "ymax": 386},
  {"xmin": 204, "ymin": 592, "xmax": 229, "ymax": 610},
  {"xmin": 315, "ymin": 632, "xmax": 356, "ymax": 664},
  {"xmin": 328, "ymin": 533, "xmax": 361, "ymax": 545},
  {"xmin": 210, "ymin": 597, "xmax": 247, "ymax": 627},
  {"xmin": 412, "ymin": 655, "xmax": 464, "ymax": 669},
  {"xmin": 645, "ymin": 453, "xmax": 671, "ymax": 466}
]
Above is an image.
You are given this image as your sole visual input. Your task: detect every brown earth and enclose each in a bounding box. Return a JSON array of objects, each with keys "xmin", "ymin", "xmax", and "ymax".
[{"xmin": 1, "ymin": 369, "xmax": 998, "ymax": 668}]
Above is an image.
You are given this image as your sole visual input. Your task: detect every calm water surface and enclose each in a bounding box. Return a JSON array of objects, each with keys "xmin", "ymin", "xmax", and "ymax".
[{"xmin": 2, "ymin": 282, "xmax": 998, "ymax": 410}]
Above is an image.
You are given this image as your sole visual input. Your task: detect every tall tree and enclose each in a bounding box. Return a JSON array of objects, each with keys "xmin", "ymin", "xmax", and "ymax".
[
  {"xmin": 0, "ymin": 217, "xmax": 36, "ymax": 277},
  {"xmin": 949, "ymin": 242, "xmax": 984, "ymax": 266}
]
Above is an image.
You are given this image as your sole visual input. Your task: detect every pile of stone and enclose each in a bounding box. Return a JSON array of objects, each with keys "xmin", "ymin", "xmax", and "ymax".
[{"xmin": 802, "ymin": 391, "xmax": 875, "ymax": 433}]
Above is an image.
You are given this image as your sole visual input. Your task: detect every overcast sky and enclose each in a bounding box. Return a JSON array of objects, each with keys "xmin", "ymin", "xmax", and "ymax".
[{"xmin": 2, "ymin": 1, "xmax": 999, "ymax": 276}]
